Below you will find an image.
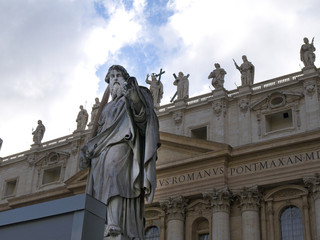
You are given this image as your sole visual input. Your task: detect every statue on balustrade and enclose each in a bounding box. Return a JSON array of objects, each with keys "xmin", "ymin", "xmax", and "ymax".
[
  {"xmin": 173, "ymin": 71, "xmax": 189, "ymax": 100},
  {"xmin": 80, "ymin": 65, "xmax": 160, "ymax": 239},
  {"xmin": 75, "ymin": 105, "xmax": 88, "ymax": 131},
  {"xmin": 88, "ymin": 97, "xmax": 100, "ymax": 126},
  {"xmin": 32, "ymin": 120, "xmax": 45, "ymax": 145},
  {"xmin": 300, "ymin": 37, "xmax": 316, "ymax": 68},
  {"xmin": 208, "ymin": 63, "xmax": 227, "ymax": 89},
  {"xmin": 145, "ymin": 69, "xmax": 164, "ymax": 108},
  {"xmin": 233, "ymin": 55, "xmax": 255, "ymax": 86}
]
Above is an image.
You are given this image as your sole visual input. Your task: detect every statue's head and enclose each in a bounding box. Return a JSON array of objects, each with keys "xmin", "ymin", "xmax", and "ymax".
[
  {"xmin": 38, "ymin": 120, "xmax": 42, "ymax": 124},
  {"xmin": 178, "ymin": 72, "xmax": 183, "ymax": 77},
  {"xmin": 105, "ymin": 65, "xmax": 130, "ymax": 99},
  {"xmin": 242, "ymin": 55, "xmax": 247, "ymax": 61},
  {"xmin": 214, "ymin": 63, "xmax": 220, "ymax": 68},
  {"xmin": 105, "ymin": 65, "xmax": 130, "ymax": 83},
  {"xmin": 303, "ymin": 37, "xmax": 309, "ymax": 44},
  {"xmin": 151, "ymin": 74, "xmax": 157, "ymax": 81},
  {"xmin": 80, "ymin": 105, "xmax": 83, "ymax": 110}
]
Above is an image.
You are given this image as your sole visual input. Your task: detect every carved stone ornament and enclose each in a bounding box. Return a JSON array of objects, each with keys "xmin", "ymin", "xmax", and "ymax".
[
  {"xmin": 187, "ymin": 199, "xmax": 211, "ymax": 216},
  {"xmin": 172, "ymin": 110, "xmax": 183, "ymax": 125},
  {"xmin": 203, "ymin": 186, "xmax": 233, "ymax": 213},
  {"xmin": 160, "ymin": 196, "xmax": 188, "ymax": 221},
  {"xmin": 304, "ymin": 83, "xmax": 316, "ymax": 97},
  {"xmin": 304, "ymin": 173, "xmax": 320, "ymax": 200},
  {"xmin": 212, "ymin": 100, "xmax": 227, "ymax": 118},
  {"xmin": 34, "ymin": 151, "xmax": 70, "ymax": 168},
  {"xmin": 273, "ymin": 189, "xmax": 302, "ymax": 201},
  {"xmin": 238, "ymin": 98, "xmax": 249, "ymax": 114},
  {"xmin": 251, "ymin": 91, "xmax": 303, "ymax": 111},
  {"xmin": 236, "ymin": 185, "xmax": 261, "ymax": 212},
  {"xmin": 145, "ymin": 209, "xmax": 161, "ymax": 219}
]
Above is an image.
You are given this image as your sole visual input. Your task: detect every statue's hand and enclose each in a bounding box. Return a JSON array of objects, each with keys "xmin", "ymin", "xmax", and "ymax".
[
  {"xmin": 124, "ymin": 77, "xmax": 140, "ymax": 104},
  {"xmin": 79, "ymin": 145, "xmax": 91, "ymax": 170}
]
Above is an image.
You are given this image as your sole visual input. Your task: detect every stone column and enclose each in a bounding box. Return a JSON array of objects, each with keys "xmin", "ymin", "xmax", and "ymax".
[
  {"xmin": 161, "ymin": 196, "xmax": 187, "ymax": 240},
  {"xmin": 304, "ymin": 174, "xmax": 320, "ymax": 239},
  {"xmin": 238, "ymin": 186, "xmax": 261, "ymax": 240},
  {"xmin": 204, "ymin": 186, "xmax": 232, "ymax": 240}
]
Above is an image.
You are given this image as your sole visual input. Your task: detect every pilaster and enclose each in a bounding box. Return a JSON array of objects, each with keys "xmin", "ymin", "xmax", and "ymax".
[
  {"xmin": 204, "ymin": 186, "xmax": 232, "ymax": 240},
  {"xmin": 161, "ymin": 196, "xmax": 187, "ymax": 240},
  {"xmin": 238, "ymin": 186, "xmax": 261, "ymax": 240},
  {"xmin": 304, "ymin": 174, "xmax": 320, "ymax": 239}
]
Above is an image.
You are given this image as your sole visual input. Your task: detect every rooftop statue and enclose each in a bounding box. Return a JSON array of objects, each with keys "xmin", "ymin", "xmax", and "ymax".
[
  {"xmin": 0, "ymin": 138, "xmax": 2, "ymax": 151},
  {"xmin": 75, "ymin": 105, "xmax": 88, "ymax": 131},
  {"xmin": 32, "ymin": 120, "xmax": 45, "ymax": 145},
  {"xmin": 80, "ymin": 65, "xmax": 160, "ymax": 239},
  {"xmin": 145, "ymin": 68, "xmax": 164, "ymax": 108},
  {"xmin": 233, "ymin": 55, "xmax": 255, "ymax": 86},
  {"xmin": 88, "ymin": 97, "xmax": 100, "ymax": 126},
  {"xmin": 172, "ymin": 71, "xmax": 190, "ymax": 101},
  {"xmin": 208, "ymin": 63, "xmax": 227, "ymax": 89},
  {"xmin": 300, "ymin": 37, "xmax": 316, "ymax": 68}
]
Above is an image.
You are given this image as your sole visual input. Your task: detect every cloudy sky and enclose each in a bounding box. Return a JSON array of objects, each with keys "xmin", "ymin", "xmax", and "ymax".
[{"xmin": 0, "ymin": 0, "xmax": 319, "ymax": 157}]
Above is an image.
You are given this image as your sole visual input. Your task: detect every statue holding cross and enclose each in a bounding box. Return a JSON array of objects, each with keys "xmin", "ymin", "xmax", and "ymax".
[
  {"xmin": 145, "ymin": 68, "xmax": 164, "ymax": 108},
  {"xmin": 172, "ymin": 71, "xmax": 190, "ymax": 101}
]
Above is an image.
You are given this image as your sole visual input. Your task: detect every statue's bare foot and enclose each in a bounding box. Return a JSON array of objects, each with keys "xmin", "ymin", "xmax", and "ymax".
[{"xmin": 105, "ymin": 224, "xmax": 121, "ymax": 237}]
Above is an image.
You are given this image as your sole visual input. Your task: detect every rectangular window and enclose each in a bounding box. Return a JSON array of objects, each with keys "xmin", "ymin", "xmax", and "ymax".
[
  {"xmin": 191, "ymin": 126, "xmax": 207, "ymax": 140},
  {"xmin": 4, "ymin": 179, "xmax": 17, "ymax": 197},
  {"xmin": 42, "ymin": 166, "xmax": 62, "ymax": 185},
  {"xmin": 265, "ymin": 109, "xmax": 293, "ymax": 132},
  {"xmin": 198, "ymin": 233, "xmax": 209, "ymax": 240}
]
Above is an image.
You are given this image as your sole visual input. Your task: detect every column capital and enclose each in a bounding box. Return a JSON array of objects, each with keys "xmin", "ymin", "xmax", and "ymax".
[
  {"xmin": 304, "ymin": 173, "xmax": 320, "ymax": 200},
  {"xmin": 160, "ymin": 196, "xmax": 188, "ymax": 221},
  {"xmin": 203, "ymin": 186, "xmax": 233, "ymax": 213},
  {"xmin": 237, "ymin": 185, "xmax": 261, "ymax": 212}
]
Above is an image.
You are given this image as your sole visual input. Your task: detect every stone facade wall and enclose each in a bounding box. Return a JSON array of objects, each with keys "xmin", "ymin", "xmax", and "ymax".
[{"xmin": 1, "ymin": 69, "xmax": 320, "ymax": 239}]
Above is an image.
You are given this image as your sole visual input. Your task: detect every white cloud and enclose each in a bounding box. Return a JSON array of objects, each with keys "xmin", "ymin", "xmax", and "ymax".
[
  {"xmin": 156, "ymin": 0, "xmax": 320, "ymax": 102},
  {"xmin": 0, "ymin": 0, "xmax": 147, "ymax": 156}
]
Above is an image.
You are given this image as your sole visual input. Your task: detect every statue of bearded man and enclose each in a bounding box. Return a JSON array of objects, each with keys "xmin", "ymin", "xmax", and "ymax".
[{"xmin": 80, "ymin": 65, "xmax": 160, "ymax": 240}]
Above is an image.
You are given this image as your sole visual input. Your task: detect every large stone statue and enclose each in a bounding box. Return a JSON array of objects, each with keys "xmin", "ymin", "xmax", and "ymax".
[
  {"xmin": 233, "ymin": 55, "xmax": 255, "ymax": 86},
  {"xmin": 88, "ymin": 97, "xmax": 100, "ymax": 127},
  {"xmin": 145, "ymin": 70, "xmax": 164, "ymax": 108},
  {"xmin": 208, "ymin": 63, "xmax": 227, "ymax": 89},
  {"xmin": 75, "ymin": 105, "xmax": 88, "ymax": 131},
  {"xmin": 0, "ymin": 138, "xmax": 3, "ymax": 151},
  {"xmin": 32, "ymin": 120, "xmax": 45, "ymax": 145},
  {"xmin": 300, "ymin": 37, "xmax": 316, "ymax": 67},
  {"xmin": 173, "ymin": 72, "xmax": 189, "ymax": 100},
  {"xmin": 80, "ymin": 65, "xmax": 160, "ymax": 239}
]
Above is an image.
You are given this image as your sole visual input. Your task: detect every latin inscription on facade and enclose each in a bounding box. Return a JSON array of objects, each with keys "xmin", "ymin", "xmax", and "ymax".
[
  {"xmin": 158, "ymin": 167, "xmax": 224, "ymax": 188},
  {"xmin": 229, "ymin": 150, "xmax": 320, "ymax": 176},
  {"xmin": 157, "ymin": 150, "xmax": 320, "ymax": 188}
]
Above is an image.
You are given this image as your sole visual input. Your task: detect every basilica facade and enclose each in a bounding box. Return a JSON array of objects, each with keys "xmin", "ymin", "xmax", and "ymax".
[{"xmin": 1, "ymin": 64, "xmax": 320, "ymax": 239}]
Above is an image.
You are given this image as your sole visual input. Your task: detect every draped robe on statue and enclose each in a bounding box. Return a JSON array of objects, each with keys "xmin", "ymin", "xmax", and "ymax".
[{"xmin": 85, "ymin": 79, "xmax": 160, "ymax": 239}]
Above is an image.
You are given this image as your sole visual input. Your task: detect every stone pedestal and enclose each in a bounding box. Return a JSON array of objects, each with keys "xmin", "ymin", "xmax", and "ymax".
[
  {"xmin": 204, "ymin": 187, "xmax": 232, "ymax": 240},
  {"xmin": 302, "ymin": 65, "xmax": 318, "ymax": 75},
  {"xmin": 174, "ymin": 99, "xmax": 187, "ymax": 108},
  {"xmin": 212, "ymin": 88, "xmax": 228, "ymax": 98},
  {"xmin": 0, "ymin": 194, "xmax": 106, "ymax": 240},
  {"xmin": 237, "ymin": 85, "xmax": 252, "ymax": 95},
  {"xmin": 238, "ymin": 186, "xmax": 261, "ymax": 240},
  {"xmin": 161, "ymin": 196, "xmax": 187, "ymax": 240}
]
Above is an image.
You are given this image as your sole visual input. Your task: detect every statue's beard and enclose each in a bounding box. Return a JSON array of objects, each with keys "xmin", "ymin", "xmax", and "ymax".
[{"xmin": 111, "ymin": 83, "xmax": 124, "ymax": 100}]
